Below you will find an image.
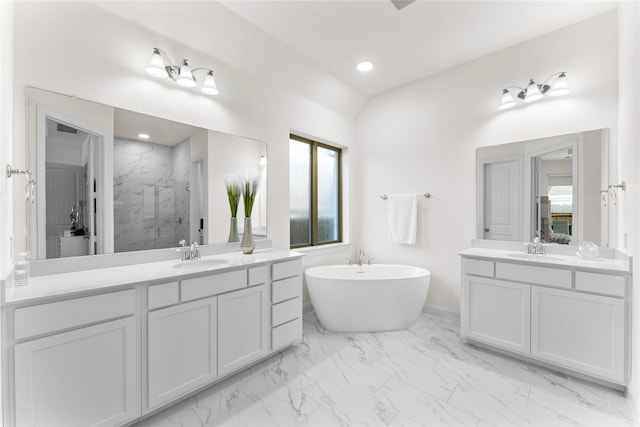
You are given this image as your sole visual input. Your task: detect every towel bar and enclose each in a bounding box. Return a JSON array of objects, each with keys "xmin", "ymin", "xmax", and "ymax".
[{"xmin": 381, "ymin": 193, "xmax": 431, "ymax": 200}]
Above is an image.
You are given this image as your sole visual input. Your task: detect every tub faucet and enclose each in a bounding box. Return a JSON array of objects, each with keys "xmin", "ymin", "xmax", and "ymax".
[{"xmin": 358, "ymin": 248, "xmax": 366, "ymax": 266}]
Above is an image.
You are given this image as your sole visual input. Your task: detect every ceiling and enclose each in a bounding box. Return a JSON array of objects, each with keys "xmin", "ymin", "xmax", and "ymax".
[
  {"xmin": 219, "ymin": 0, "xmax": 618, "ymax": 96},
  {"xmin": 114, "ymin": 109, "xmax": 201, "ymax": 146}
]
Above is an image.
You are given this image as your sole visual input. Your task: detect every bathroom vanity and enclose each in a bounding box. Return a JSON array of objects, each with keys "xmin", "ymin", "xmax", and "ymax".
[
  {"xmin": 460, "ymin": 240, "xmax": 631, "ymax": 389},
  {"xmin": 1, "ymin": 248, "xmax": 303, "ymax": 427}
]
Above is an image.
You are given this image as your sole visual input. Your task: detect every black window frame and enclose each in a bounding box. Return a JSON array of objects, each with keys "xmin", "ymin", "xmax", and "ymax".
[{"xmin": 289, "ymin": 134, "xmax": 342, "ymax": 248}]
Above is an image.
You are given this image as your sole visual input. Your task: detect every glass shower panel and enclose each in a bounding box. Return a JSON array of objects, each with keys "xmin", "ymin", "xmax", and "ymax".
[{"xmin": 156, "ymin": 185, "xmax": 175, "ymax": 248}]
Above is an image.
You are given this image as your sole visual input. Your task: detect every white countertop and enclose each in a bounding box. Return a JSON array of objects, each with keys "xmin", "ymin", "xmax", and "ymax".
[
  {"xmin": 459, "ymin": 247, "xmax": 631, "ymax": 274},
  {"xmin": 4, "ymin": 249, "xmax": 303, "ymax": 306}
]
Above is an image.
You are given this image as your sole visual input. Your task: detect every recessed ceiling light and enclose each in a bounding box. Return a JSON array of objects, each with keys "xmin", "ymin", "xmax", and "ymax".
[
  {"xmin": 138, "ymin": 133, "xmax": 150, "ymax": 139},
  {"xmin": 357, "ymin": 61, "xmax": 374, "ymax": 73}
]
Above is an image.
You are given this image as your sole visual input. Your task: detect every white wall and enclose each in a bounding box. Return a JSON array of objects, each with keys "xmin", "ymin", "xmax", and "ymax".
[
  {"xmin": 355, "ymin": 12, "xmax": 619, "ymax": 313},
  {"xmin": 6, "ymin": 1, "xmax": 361, "ymax": 276},
  {"xmin": 617, "ymin": 1, "xmax": 640, "ymax": 412}
]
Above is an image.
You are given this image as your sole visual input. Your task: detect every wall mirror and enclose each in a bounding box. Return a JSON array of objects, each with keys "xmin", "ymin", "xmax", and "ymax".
[
  {"xmin": 25, "ymin": 86, "xmax": 267, "ymax": 260},
  {"xmin": 477, "ymin": 129, "xmax": 609, "ymax": 246}
]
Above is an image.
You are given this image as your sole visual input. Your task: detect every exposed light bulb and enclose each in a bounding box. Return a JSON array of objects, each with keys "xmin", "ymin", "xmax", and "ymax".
[{"xmin": 138, "ymin": 133, "xmax": 150, "ymax": 140}]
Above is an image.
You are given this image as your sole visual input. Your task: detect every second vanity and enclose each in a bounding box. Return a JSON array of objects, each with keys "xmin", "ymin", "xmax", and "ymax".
[
  {"xmin": 1, "ymin": 246, "xmax": 303, "ymax": 427},
  {"xmin": 460, "ymin": 240, "xmax": 631, "ymax": 390}
]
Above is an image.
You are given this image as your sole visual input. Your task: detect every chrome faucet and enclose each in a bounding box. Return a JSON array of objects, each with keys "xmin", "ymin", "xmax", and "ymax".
[
  {"xmin": 524, "ymin": 237, "xmax": 546, "ymax": 255},
  {"xmin": 358, "ymin": 248, "xmax": 366, "ymax": 266},
  {"xmin": 190, "ymin": 242, "xmax": 201, "ymax": 260},
  {"xmin": 177, "ymin": 240, "xmax": 201, "ymax": 261}
]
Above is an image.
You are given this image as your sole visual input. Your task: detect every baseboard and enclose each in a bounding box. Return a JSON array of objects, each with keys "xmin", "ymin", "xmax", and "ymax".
[
  {"xmin": 305, "ymin": 301, "xmax": 459, "ymax": 322},
  {"xmin": 422, "ymin": 303, "xmax": 460, "ymax": 322}
]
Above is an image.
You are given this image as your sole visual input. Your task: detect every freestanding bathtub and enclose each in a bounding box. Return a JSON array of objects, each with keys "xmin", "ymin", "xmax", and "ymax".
[{"xmin": 305, "ymin": 264, "xmax": 431, "ymax": 332}]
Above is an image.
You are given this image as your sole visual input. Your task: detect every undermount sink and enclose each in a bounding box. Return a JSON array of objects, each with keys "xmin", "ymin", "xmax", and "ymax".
[
  {"xmin": 172, "ymin": 258, "xmax": 228, "ymax": 270},
  {"xmin": 506, "ymin": 253, "xmax": 564, "ymax": 262}
]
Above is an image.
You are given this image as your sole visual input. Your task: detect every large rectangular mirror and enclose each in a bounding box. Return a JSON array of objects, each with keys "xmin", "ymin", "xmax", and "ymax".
[
  {"xmin": 25, "ymin": 87, "xmax": 267, "ymax": 259},
  {"xmin": 477, "ymin": 129, "xmax": 609, "ymax": 246}
]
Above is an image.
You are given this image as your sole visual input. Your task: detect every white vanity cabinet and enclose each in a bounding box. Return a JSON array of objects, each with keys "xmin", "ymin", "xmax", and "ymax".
[
  {"xmin": 460, "ymin": 252, "xmax": 631, "ymax": 388},
  {"xmin": 3, "ymin": 250, "xmax": 303, "ymax": 427},
  {"xmin": 462, "ymin": 275, "xmax": 531, "ymax": 354},
  {"xmin": 271, "ymin": 259, "xmax": 303, "ymax": 349},
  {"xmin": 12, "ymin": 290, "xmax": 139, "ymax": 427},
  {"xmin": 218, "ymin": 284, "xmax": 269, "ymax": 375},
  {"xmin": 147, "ymin": 295, "xmax": 218, "ymax": 409},
  {"xmin": 531, "ymin": 284, "xmax": 626, "ymax": 382}
]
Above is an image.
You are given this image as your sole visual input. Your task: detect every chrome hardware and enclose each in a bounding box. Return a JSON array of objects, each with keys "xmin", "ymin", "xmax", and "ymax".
[
  {"xmin": 523, "ymin": 237, "xmax": 546, "ymax": 255},
  {"xmin": 176, "ymin": 240, "xmax": 200, "ymax": 261}
]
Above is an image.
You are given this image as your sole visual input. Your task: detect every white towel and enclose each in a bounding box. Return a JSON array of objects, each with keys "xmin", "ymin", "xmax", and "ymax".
[{"xmin": 387, "ymin": 194, "xmax": 417, "ymax": 244}]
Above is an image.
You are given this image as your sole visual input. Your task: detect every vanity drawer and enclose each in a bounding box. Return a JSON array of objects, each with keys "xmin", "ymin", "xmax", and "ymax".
[
  {"xmin": 181, "ymin": 270, "xmax": 247, "ymax": 302},
  {"xmin": 272, "ymin": 276, "xmax": 301, "ymax": 304},
  {"xmin": 148, "ymin": 281, "xmax": 179, "ymax": 310},
  {"xmin": 496, "ymin": 262, "xmax": 572, "ymax": 289},
  {"xmin": 575, "ymin": 271, "xmax": 626, "ymax": 297},
  {"xmin": 272, "ymin": 259, "xmax": 302, "ymax": 281},
  {"xmin": 463, "ymin": 258, "xmax": 494, "ymax": 277},
  {"xmin": 272, "ymin": 297, "xmax": 301, "ymax": 327},
  {"xmin": 248, "ymin": 265, "xmax": 268, "ymax": 287},
  {"xmin": 14, "ymin": 289, "xmax": 136, "ymax": 340},
  {"xmin": 272, "ymin": 317, "xmax": 302, "ymax": 349}
]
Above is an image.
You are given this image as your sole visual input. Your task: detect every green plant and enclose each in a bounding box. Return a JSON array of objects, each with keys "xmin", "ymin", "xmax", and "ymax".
[
  {"xmin": 225, "ymin": 179, "xmax": 242, "ymax": 217},
  {"xmin": 242, "ymin": 174, "xmax": 260, "ymax": 217}
]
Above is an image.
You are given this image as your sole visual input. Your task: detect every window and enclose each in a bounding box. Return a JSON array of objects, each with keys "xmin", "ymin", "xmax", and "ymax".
[{"xmin": 289, "ymin": 135, "xmax": 342, "ymax": 248}]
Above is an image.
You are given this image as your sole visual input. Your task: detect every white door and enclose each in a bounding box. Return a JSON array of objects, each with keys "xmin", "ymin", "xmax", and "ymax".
[
  {"xmin": 483, "ymin": 159, "xmax": 520, "ymax": 240},
  {"xmin": 531, "ymin": 286, "xmax": 625, "ymax": 383},
  {"xmin": 14, "ymin": 317, "xmax": 138, "ymax": 427},
  {"xmin": 462, "ymin": 276, "xmax": 531, "ymax": 354},
  {"xmin": 218, "ymin": 285, "xmax": 269, "ymax": 375},
  {"xmin": 147, "ymin": 296, "xmax": 218, "ymax": 410}
]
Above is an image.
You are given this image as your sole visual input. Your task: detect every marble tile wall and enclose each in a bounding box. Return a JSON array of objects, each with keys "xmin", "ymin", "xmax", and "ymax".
[{"xmin": 113, "ymin": 138, "xmax": 190, "ymax": 252}]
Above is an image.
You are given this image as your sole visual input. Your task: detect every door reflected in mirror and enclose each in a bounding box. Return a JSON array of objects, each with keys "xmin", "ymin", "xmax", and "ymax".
[{"xmin": 477, "ymin": 129, "xmax": 609, "ymax": 246}]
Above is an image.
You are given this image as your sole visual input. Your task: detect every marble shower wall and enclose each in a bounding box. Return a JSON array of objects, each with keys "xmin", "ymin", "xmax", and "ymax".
[{"xmin": 113, "ymin": 138, "xmax": 190, "ymax": 252}]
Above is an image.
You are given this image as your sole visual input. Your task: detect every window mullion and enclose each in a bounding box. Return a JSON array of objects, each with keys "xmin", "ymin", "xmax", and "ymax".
[{"xmin": 311, "ymin": 142, "xmax": 318, "ymax": 245}]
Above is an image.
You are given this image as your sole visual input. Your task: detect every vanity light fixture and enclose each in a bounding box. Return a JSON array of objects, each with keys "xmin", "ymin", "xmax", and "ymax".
[
  {"xmin": 146, "ymin": 48, "xmax": 219, "ymax": 95},
  {"xmin": 499, "ymin": 72, "xmax": 569, "ymax": 110}
]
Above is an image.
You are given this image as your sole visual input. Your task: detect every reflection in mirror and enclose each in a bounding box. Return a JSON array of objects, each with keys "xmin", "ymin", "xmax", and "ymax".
[
  {"xmin": 477, "ymin": 129, "xmax": 608, "ymax": 246},
  {"xmin": 26, "ymin": 87, "xmax": 267, "ymax": 259},
  {"xmin": 113, "ymin": 110, "xmax": 203, "ymax": 252},
  {"xmin": 533, "ymin": 145, "xmax": 575, "ymax": 244}
]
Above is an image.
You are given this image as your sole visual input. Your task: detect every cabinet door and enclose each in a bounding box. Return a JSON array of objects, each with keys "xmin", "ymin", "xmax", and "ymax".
[
  {"xmin": 531, "ymin": 286, "xmax": 625, "ymax": 383},
  {"xmin": 15, "ymin": 317, "xmax": 138, "ymax": 427},
  {"xmin": 218, "ymin": 285, "xmax": 269, "ymax": 375},
  {"xmin": 147, "ymin": 296, "xmax": 217, "ymax": 410},
  {"xmin": 462, "ymin": 276, "xmax": 530, "ymax": 354}
]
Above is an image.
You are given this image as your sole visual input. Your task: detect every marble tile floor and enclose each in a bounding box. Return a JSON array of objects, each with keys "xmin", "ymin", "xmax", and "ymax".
[{"xmin": 134, "ymin": 313, "xmax": 637, "ymax": 427}]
